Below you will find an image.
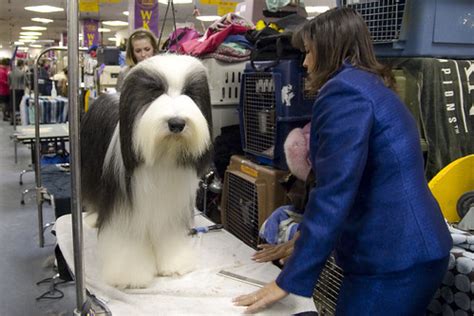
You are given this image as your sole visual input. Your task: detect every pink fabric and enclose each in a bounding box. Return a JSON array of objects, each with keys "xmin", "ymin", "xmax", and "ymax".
[
  {"xmin": 179, "ymin": 24, "xmax": 249, "ymax": 56},
  {"xmin": 0, "ymin": 66, "xmax": 10, "ymax": 96},
  {"xmin": 284, "ymin": 122, "xmax": 311, "ymax": 181}
]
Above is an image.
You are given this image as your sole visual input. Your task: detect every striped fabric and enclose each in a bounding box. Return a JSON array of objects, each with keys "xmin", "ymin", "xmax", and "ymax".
[{"xmin": 21, "ymin": 96, "xmax": 68, "ymax": 125}]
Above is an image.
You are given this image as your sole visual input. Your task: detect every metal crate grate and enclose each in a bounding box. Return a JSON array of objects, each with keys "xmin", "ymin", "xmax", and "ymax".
[
  {"xmin": 225, "ymin": 173, "xmax": 260, "ymax": 249},
  {"xmin": 342, "ymin": 0, "xmax": 406, "ymax": 43},
  {"xmin": 242, "ymin": 73, "xmax": 276, "ymax": 159},
  {"xmin": 313, "ymin": 256, "xmax": 344, "ymax": 315}
]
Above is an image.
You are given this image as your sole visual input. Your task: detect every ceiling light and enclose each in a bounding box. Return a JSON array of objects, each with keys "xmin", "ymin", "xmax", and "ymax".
[
  {"xmin": 29, "ymin": 44, "xmax": 42, "ymax": 48},
  {"xmin": 158, "ymin": 0, "xmax": 192, "ymax": 4},
  {"xmin": 19, "ymin": 39, "xmax": 35, "ymax": 42},
  {"xmin": 20, "ymin": 36, "xmax": 39, "ymax": 40},
  {"xmin": 22, "ymin": 26, "xmax": 47, "ymax": 31},
  {"xmin": 98, "ymin": 28, "xmax": 111, "ymax": 33},
  {"xmin": 25, "ymin": 5, "xmax": 64, "ymax": 13},
  {"xmin": 196, "ymin": 15, "xmax": 221, "ymax": 22},
  {"xmin": 14, "ymin": 41, "xmax": 24, "ymax": 45},
  {"xmin": 108, "ymin": 37, "xmax": 118, "ymax": 41},
  {"xmin": 305, "ymin": 6, "xmax": 330, "ymax": 14},
  {"xmin": 32, "ymin": 17, "xmax": 54, "ymax": 24},
  {"xmin": 102, "ymin": 20, "xmax": 129, "ymax": 26},
  {"xmin": 123, "ymin": 11, "xmax": 129, "ymax": 16},
  {"xmin": 34, "ymin": 39, "xmax": 55, "ymax": 43},
  {"xmin": 20, "ymin": 31, "xmax": 42, "ymax": 36}
]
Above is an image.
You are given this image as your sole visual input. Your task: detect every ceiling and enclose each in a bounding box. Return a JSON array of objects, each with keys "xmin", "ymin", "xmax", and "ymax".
[{"xmin": 0, "ymin": 0, "xmax": 336, "ymax": 55}]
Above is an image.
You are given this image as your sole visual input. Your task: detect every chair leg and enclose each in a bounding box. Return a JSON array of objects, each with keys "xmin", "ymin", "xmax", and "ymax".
[
  {"xmin": 19, "ymin": 168, "xmax": 33, "ymax": 185},
  {"xmin": 21, "ymin": 188, "xmax": 34, "ymax": 205}
]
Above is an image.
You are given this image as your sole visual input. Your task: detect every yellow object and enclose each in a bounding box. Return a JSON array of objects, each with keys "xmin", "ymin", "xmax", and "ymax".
[
  {"xmin": 84, "ymin": 89, "xmax": 91, "ymax": 113},
  {"xmin": 428, "ymin": 154, "xmax": 474, "ymax": 222},
  {"xmin": 255, "ymin": 20, "xmax": 266, "ymax": 31}
]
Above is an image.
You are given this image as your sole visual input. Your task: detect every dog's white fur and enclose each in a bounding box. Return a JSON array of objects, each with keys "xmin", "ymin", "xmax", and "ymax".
[{"xmin": 81, "ymin": 55, "xmax": 212, "ymax": 289}]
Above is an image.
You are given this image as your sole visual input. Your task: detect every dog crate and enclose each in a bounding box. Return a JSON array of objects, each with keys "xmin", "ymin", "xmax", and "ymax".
[
  {"xmin": 220, "ymin": 155, "xmax": 290, "ymax": 249},
  {"xmin": 339, "ymin": 0, "xmax": 474, "ymax": 58},
  {"xmin": 313, "ymin": 256, "xmax": 344, "ymax": 316},
  {"xmin": 240, "ymin": 59, "xmax": 314, "ymax": 170},
  {"xmin": 201, "ymin": 58, "xmax": 247, "ymax": 106}
]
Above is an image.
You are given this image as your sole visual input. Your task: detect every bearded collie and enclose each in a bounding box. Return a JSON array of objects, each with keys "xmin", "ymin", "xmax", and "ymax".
[{"xmin": 80, "ymin": 54, "xmax": 212, "ymax": 288}]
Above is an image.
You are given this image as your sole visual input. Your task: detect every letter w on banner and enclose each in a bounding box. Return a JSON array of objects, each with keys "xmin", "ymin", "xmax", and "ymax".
[{"xmin": 134, "ymin": 0, "xmax": 159, "ymax": 37}]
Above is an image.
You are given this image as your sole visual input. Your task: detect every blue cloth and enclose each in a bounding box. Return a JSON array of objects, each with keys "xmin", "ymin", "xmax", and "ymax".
[
  {"xmin": 336, "ymin": 256, "xmax": 449, "ymax": 316},
  {"xmin": 276, "ymin": 62, "xmax": 452, "ymax": 299},
  {"xmin": 259, "ymin": 205, "xmax": 302, "ymax": 245},
  {"xmin": 223, "ymin": 35, "xmax": 253, "ymax": 49}
]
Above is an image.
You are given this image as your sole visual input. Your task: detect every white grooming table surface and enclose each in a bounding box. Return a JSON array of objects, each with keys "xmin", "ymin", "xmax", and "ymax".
[{"xmin": 55, "ymin": 214, "xmax": 317, "ymax": 315}]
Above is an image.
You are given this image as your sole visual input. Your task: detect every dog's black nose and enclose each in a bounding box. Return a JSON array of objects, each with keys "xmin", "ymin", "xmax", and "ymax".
[{"xmin": 168, "ymin": 117, "xmax": 186, "ymax": 133}]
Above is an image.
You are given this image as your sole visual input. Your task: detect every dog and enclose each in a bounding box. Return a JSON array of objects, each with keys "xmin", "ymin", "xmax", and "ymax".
[{"xmin": 80, "ymin": 54, "xmax": 213, "ymax": 288}]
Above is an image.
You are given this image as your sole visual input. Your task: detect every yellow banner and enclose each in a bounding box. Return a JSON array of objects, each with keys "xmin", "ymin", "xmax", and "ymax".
[
  {"xmin": 100, "ymin": 0, "xmax": 121, "ymax": 3},
  {"xmin": 79, "ymin": 0, "xmax": 99, "ymax": 12},
  {"xmin": 200, "ymin": 0, "xmax": 220, "ymax": 4},
  {"xmin": 217, "ymin": 4, "xmax": 237, "ymax": 16}
]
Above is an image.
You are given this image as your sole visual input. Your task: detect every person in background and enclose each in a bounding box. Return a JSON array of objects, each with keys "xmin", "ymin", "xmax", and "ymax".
[
  {"xmin": 8, "ymin": 59, "xmax": 26, "ymax": 124},
  {"xmin": 0, "ymin": 58, "xmax": 11, "ymax": 121},
  {"xmin": 233, "ymin": 7, "xmax": 452, "ymax": 315},
  {"xmin": 53, "ymin": 67, "xmax": 68, "ymax": 97},
  {"xmin": 116, "ymin": 28, "xmax": 158, "ymax": 92}
]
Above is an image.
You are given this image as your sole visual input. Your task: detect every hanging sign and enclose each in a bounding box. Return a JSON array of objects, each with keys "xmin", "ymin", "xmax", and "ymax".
[
  {"xmin": 79, "ymin": 0, "xmax": 99, "ymax": 13},
  {"xmin": 134, "ymin": 0, "xmax": 159, "ymax": 37},
  {"xmin": 83, "ymin": 19, "xmax": 100, "ymax": 48},
  {"xmin": 217, "ymin": 1, "xmax": 238, "ymax": 16}
]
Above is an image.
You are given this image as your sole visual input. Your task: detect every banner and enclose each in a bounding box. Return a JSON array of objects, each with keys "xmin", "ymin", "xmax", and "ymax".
[
  {"xmin": 79, "ymin": 0, "xmax": 99, "ymax": 13},
  {"xmin": 134, "ymin": 0, "xmax": 159, "ymax": 37},
  {"xmin": 83, "ymin": 19, "xmax": 100, "ymax": 48}
]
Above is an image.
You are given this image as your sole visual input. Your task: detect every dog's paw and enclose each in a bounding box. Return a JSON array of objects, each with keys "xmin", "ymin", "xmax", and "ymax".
[{"xmin": 102, "ymin": 260, "xmax": 156, "ymax": 289}]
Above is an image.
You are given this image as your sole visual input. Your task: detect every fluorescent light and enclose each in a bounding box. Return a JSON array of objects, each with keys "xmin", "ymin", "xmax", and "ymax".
[
  {"xmin": 98, "ymin": 28, "xmax": 111, "ymax": 33},
  {"xmin": 107, "ymin": 37, "xmax": 118, "ymax": 41},
  {"xmin": 158, "ymin": 0, "xmax": 192, "ymax": 4},
  {"xmin": 305, "ymin": 6, "xmax": 330, "ymax": 14},
  {"xmin": 196, "ymin": 15, "xmax": 221, "ymax": 22},
  {"xmin": 25, "ymin": 5, "xmax": 64, "ymax": 13},
  {"xmin": 20, "ymin": 31, "xmax": 42, "ymax": 36},
  {"xmin": 20, "ymin": 36, "xmax": 39, "ymax": 40},
  {"xmin": 123, "ymin": 11, "xmax": 129, "ymax": 16},
  {"xmin": 33, "ymin": 39, "xmax": 55, "ymax": 43},
  {"xmin": 32, "ymin": 17, "xmax": 54, "ymax": 24},
  {"xmin": 22, "ymin": 26, "xmax": 47, "ymax": 31},
  {"xmin": 102, "ymin": 20, "xmax": 129, "ymax": 26},
  {"xmin": 29, "ymin": 44, "xmax": 42, "ymax": 48},
  {"xmin": 14, "ymin": 41, "xmax": 24, "ymax": 45},
  {"xmin": 19, "ymin": 39, "xmax": 35, "ymax": 42}
]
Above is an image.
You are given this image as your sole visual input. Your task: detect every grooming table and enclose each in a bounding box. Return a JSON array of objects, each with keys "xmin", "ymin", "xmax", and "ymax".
[{"xmin": 55, "ymin": 214, "xmax": 317, "ymax": 315}]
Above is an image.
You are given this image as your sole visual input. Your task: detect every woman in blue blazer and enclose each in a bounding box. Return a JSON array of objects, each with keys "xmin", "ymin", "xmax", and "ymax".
[{"xmin": 234, "ymin": 7, "xmax": 452, "ymax": 315}]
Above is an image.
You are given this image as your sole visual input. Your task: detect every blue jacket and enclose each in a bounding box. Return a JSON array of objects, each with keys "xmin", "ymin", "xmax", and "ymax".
[{"xmin": 276, "ymin": 63, "xmax": 452, "ymax": 297}]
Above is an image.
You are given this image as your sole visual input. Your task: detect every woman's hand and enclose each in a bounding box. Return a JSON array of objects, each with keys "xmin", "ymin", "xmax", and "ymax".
[
  {"xmin": 252, "ymin": 232, "xmax": 300, "ymax": 264},
  {"xmin": 233, "ymin": 281, "xmax": 288, "ymax": 313}
]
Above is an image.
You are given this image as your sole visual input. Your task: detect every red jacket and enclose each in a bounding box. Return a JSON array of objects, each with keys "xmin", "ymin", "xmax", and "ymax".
[{"xmin": 0, "ymin": 65, "xmax": 10, "ymax": 96}]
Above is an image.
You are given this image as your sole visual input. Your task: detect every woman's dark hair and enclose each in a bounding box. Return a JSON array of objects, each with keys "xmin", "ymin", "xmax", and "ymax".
[
  {"xmin": 292, "ymin": 7, "xmax": 395, "ymax": 91},
  {"xmin": 125, "ymin": 28, "xmax": 158, "ymax": 66}
]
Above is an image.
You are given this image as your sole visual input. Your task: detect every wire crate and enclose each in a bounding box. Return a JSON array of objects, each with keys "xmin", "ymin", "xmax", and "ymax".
[
  {"xmin": 340, "ymin": 0, "xmax": 474, "ymax": 58},
  {"xmin": 201, "ymin": 58, "xmax": 247, "ymax": 106},
  {"xmin": 220, "ymin": 155, "xmax": 290, "ymax": 249},
  {"xmin": 313, "ymin": 256, "xmax": 344, "ymax": 316},
  {"xmin": 240, "ymin": 59, "xmax": 314, "ymax": 170}
]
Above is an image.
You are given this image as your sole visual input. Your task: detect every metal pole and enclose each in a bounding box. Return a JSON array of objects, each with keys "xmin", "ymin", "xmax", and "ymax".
[
  {"xmin": 11, "ymin": 59, "xmax": 18, "ymax": 163},
  {"xmin": 68, "ymin": 0, "xmax": 89, "ymax": 314},
  {"xmin": 33, "ymin": 46, "xmax": 68, "ymax": 248}
]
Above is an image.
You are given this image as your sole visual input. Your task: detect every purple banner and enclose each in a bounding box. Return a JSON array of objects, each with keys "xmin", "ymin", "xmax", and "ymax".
[
  {"xmin": 83, "ymin": 19, "xmax": 100, "ymax": 48},
  {"xmin": 134, "ymin": 0, "xmax": 159, "ymax": 37}
]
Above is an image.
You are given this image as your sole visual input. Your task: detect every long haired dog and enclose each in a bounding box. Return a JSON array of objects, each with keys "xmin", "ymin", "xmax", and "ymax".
[{"xmin": 80, "ymin": 55, "xmax": 212, "ymax": 288}]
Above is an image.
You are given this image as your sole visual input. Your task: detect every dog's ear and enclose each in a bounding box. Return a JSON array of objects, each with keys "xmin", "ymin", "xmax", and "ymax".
[
  {"xmin": 183, "ymin": 69, "xmax": 213, "ymax": 136},
  {"xmin": 118, "ymin": 66, "xmax": 167, "ymax": 172}
]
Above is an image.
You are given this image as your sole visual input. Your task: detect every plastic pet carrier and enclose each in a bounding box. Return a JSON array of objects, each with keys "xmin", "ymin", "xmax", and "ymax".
[
  {"xmin": 340, "ymin": 0, "xmax": 474, "ymax": 58},
  {"xmin": 240, "ymin": 59, "xmax": 315, "ymax": 170},
  {"xmin": 220, "ymin": 155, "xmax": 290, "ymax": 249}
]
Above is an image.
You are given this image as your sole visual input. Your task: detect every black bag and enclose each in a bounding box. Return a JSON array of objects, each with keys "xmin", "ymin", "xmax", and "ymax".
[{"xmin": 247, "ymin": 28, "xmax": 302, "ymax": 71}]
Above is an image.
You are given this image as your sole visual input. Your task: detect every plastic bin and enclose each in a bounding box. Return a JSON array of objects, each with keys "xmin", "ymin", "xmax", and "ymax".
[
  {"xmin": 340, "ymin": 0, "xmax": 474, "ymax": 58},
  {"xmin": 200, "ymin": 58, "xmax": 247, "ymax": 106},
  {"xmin": 239, "ymin": 59, "xmax": 315, "ymax": 170}
]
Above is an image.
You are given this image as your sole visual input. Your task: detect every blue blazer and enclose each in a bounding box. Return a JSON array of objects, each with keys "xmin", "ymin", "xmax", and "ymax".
[{"xmin": 276, "ymin": 63, "xmax": 452, "ymax": 297}]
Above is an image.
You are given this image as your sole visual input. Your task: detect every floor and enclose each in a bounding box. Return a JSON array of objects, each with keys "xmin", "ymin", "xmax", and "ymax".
[{"xmin": 0, "ymin": 112, "xmax": 76, "ymax": 315}]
